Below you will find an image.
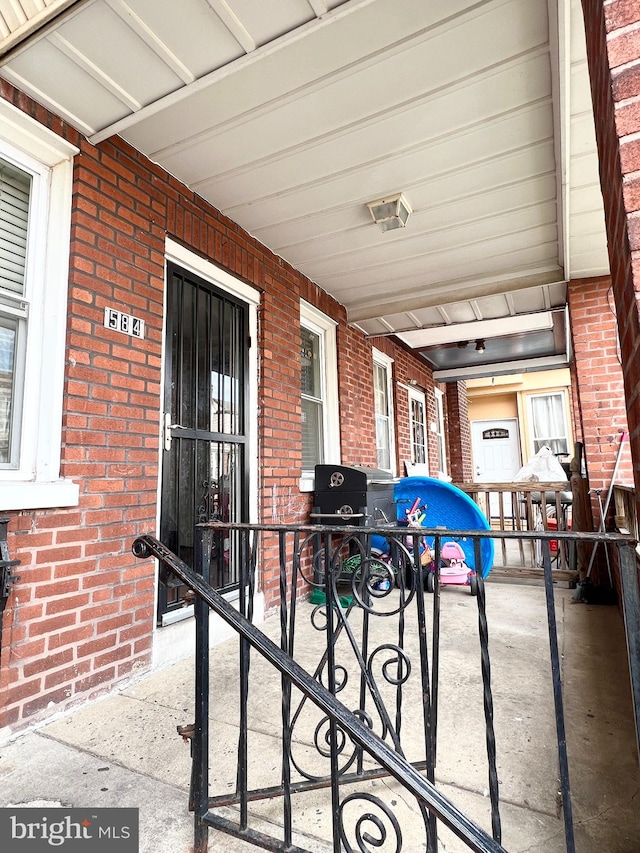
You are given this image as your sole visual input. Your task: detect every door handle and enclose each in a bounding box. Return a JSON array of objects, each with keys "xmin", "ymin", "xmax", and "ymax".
[{"xmin": 163, "ymin": 413, "xmax": 187, "ymax": 451}]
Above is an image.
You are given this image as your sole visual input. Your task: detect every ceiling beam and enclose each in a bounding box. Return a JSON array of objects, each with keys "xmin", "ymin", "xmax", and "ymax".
[
  {"xmin": 346, "ymin": 269, "xmax": 566, "ymax": 323},
  {"xmin": 104, "ymin": 0, "xmax": 195, "ymax": 83},
  {"xmin": 397, "ymin": 312, "xmax": 555, "ymax": 348},
  {"xmin": 434, "ymin": 353, "xmax": 569, "ymax": 383},
  {"xmin": 88, "ymin": 0, "xmax": 378, "ymax": 145},
  {"xmin": 548, "ymin": 0, "xmax": 571, "ymax": 279},
  {"xmin": 50, "ymin": 30, "xmax": 141, "ymax": 111},
  {"xmin": 205, "ymin": 0, "xmax": 256, "ymax": 53}
]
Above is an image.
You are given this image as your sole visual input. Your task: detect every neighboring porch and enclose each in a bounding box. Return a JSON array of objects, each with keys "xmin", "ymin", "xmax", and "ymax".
[
  {"xmin": 2, "ymin": 576, "xmax": 637, "ymax": 852},
  {"xmin": 459, "ymin": 482, "xmax": 579, "ymax": 586}
]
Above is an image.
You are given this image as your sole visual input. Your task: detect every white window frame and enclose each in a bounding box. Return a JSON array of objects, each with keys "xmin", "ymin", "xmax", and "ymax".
[
  {"xmin": 526, "ymin": 390, "xmax": 571, "ymax": 457},
  {"xmin": 407, "ymin": 385, "xmax": 428, "ymax": 467},
  {"xmin": 0, "ymin": 100, "xmax": 79, "ymax": 510},
  {"xmin": 300, "ymin": 301, "xmax": 339, "ymax": 490},
  {"xmin": 433, "ymin": 387, "xmax": 448, "ymax": 477},
  {"xmin": 372, "ymin": 348, "xmax": 395, "ymax": 474}
]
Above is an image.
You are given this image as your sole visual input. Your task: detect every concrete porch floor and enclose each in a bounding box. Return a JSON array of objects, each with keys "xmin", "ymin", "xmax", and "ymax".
[{"xmin": 1, "ymin": 583, "xmax": 639, "ymax": 852}]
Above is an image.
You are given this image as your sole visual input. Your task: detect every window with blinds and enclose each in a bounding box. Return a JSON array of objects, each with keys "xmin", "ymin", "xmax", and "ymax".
[
  {"xmin": 0, "ymin": 158, "xmax": 30, "ymax": 465},
  {"xmin": 301, "ymin": 324, "xmax": 324, "ymax": 470},
  {"xmin": 1, "ymin": 159, "xmax": 30, "ymax": 296}
]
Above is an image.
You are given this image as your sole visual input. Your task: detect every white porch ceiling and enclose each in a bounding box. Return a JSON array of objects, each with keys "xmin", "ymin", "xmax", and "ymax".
[{"xmin": 0, "ymin": 0, "xmax": 609, "ymax": 376}]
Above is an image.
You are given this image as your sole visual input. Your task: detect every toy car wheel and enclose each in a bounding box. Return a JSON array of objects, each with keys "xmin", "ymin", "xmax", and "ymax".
[
  {"xmin": 426, "ymin": 571, "xmax": 435, "ymax": 593},
  {"xmin": 469, "ymin": 574, "xmax": 478, "ymax": 596}
]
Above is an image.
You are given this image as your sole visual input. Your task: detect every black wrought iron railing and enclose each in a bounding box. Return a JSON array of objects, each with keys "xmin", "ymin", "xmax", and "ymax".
[{"xmin": 132, "ymin": 524, "xmax": 639, "ymax": 853}]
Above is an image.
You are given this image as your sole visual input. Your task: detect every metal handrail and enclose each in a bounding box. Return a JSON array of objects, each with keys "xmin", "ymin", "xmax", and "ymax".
[
  {"xmin": 133, "ymin": 530, "xmax": 507, "ymax": 853},
  {"xmin": 132, "ymin": 524, "xmax": 638, "ymax": 853}
]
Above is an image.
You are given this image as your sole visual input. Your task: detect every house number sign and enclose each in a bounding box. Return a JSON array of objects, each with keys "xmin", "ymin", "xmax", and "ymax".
[{"xmin": 104, "ymin": 307, "xmax": 145, "ymax": 339}]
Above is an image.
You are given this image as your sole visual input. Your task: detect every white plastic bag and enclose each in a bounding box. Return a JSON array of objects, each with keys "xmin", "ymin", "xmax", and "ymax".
[{"xmin": 513, "ymin": 446, "xmax": 568, "ymax": 483}]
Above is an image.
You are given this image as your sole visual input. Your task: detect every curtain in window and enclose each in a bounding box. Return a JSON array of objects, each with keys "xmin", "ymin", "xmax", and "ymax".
[
  {"xmin": 301, "ymin": 326, "xmax": 324, "ymax": 469},
  {"xmin": 410, "ymin": 397, "xmax": 426, "ymax": 464},
  {"xmin": 373, "ymin": 362, "xmax": 390, "ymax": 469},
  {"xmin": 531, "ymin": 394, "xmax": 568, "ymax": 455},
  {"xmin": 0, "ymin": 322, "xmax": 15, "ymax": 462}
]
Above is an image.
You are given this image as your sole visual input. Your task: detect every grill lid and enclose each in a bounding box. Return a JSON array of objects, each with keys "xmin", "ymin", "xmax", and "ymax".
[{"xmin": 314, "ymin": 464, "xmax": 395, "ymax": 492}]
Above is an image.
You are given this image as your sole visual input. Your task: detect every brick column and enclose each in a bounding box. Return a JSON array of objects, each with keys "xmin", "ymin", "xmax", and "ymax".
[
  {"xmin": 568, "ymin": 276, "xmax": 631, "ymax": 489},
  {"xmin": 446, "ymin": 382, "xmax": 473, "ymax": 483},
  {"xmin": 581, "ymin": 1, "xmax": 640, "ymax": 502},
  {"xmin": 568, "ymin": 276, "xmax": 631, "ymax": 573}
]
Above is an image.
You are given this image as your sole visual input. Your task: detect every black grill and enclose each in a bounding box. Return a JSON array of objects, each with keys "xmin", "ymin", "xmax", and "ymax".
[{"xmin": 311, "ymin": 464, "xmax": 397, "ymax": 526}]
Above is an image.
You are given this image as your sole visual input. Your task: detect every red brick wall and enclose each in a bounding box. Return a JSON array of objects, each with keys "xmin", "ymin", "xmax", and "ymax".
[
  {"xmin": 338, "ymin": 323, "xmax": 378, "ymax": 468},
  {"xmin": 568, "ymin": 276, "xmax": 632, "ymax": 559},
  {"xmin": 446, "ymin": 382, "xmax": 473, "ymax": 482},
  {"xmin": 0, "ymin": 82, "xmax": 437, "ymax": 733},
  {"xmin": 568, "ymin": 276, "xmax": 631, "ymax": 481},
  {"xmin": 581, "ymin": 1, "xmax": 640, "ymax": 506},
  {"xmin": 369, "ymin": 337, "xmax": 439, "ymax": 477}
]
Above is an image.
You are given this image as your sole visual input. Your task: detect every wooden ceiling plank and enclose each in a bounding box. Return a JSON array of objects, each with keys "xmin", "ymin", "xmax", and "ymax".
[
  {"xmin": 204, "ymin": 0, "xmax": 256, "ymax": 53},
  {"xmin": 0, "ymin": 62, "xmax": 96, "ymax": 133},
  {"xmin": 346, "ymin": 269, "xmax": 565, "ymax": 324},
  {"xmin": 88, "ymin": 0, "xmax": 377, "ymax": 144},
  {"xmin": 103, "ymin": 0, "xmax": 195, "ymax": 84},
  {"xmin": 144, "ymin": 9, "xmax": 550, "ymax": 169},
  {"xmin": 470, "ymin": 301, "xmax": 483, "ymax": 321},
  {"xmin": 49, "ymin": 30, "xmax": 141, "ymax": 110}
]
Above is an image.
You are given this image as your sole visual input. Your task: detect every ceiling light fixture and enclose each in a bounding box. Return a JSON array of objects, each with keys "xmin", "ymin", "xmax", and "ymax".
[
  {"xmin": 367, "ymin": 193, "xmax": 412, "ymax": 232},
  {"xmin": 475, "ymin": 339, "xmax": 485, "ymax": 353}
]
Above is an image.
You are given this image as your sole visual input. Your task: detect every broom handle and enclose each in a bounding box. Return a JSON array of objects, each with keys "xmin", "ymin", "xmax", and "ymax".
[
  {"xmin": 584, "ymin": 432, "xmax": 627, "ymax": 579},
  {"xmin": 601, "ymin": 432, "xmax": 627, "ymax": 521}
]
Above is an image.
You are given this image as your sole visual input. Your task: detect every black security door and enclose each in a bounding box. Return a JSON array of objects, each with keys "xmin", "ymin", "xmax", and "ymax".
[{"xmin": 158, "ymin": 263, "xmax": 249, "ymax": 622}]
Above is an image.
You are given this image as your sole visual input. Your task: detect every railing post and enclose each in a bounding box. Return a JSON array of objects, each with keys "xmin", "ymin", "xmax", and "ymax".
[
  {"xmin": 473, "ymin": 537, "xmax": 501, "ymax": 844},
  {"xmin": 541, "ymin": 538, "xmax": 575, "ymax": 853},
  {"xmin": 193, "ymin": 525, "xmax": 212, "ymax": 853},
  {"xmin": 618, "ymin": 542, "xmax": 640, "ymax": 763}
]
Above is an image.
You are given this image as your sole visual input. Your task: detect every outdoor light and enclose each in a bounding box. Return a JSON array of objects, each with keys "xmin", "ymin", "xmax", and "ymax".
[
  {"xmin": 367, "ymin": 193, "xmax": 412, "ymax": 232},
  {"xmin": 475, "ymin": 339, "xmax": 485, "ymax": 353}
]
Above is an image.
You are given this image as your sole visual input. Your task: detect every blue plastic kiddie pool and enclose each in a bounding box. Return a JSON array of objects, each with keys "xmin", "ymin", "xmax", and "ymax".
[{"xmin": 392, "ymin": 476, "xmax": 494, "ymax": 581}]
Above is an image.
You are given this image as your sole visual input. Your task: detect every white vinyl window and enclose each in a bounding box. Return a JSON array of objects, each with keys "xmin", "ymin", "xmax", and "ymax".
[
  {"xmin": 434, "ymin": 387, "xmax": 447, "ymax": 477},
  {"xmin": 528, "ymin": 392, "xmax": 570, "ymax": 456},
  {"xmin": 0, "ymin": 100, "xmax": 79, "ymax": 510},
  {"xmin": 0, "ymin": 159, "xmax": 30, "ymax": 468},
  {"xmin": 372, "ymin": 349, "xmax": 395, "ymax": 473},
  {"xmin": 300, "ymin": 301, "xmax": 339, "ymax": 487},
  {"xmin": 408, "ymin": 386, "xmax": 428, "ymax": 466}
]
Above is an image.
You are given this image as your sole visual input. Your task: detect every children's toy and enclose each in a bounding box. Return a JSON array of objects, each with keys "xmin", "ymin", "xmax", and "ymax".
[
  {"xmin": 426, "ymin": 539, "xmax": 477, "ymax": 595},
  {"xmin": 394, "ymin": 476, "xmax": 494, "ymax": 594}
]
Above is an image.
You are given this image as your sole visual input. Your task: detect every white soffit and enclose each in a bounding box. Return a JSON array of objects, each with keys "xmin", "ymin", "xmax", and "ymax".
[{"xmin": 0, "ymin": 0, "xmax": 610, "ymax": 371}]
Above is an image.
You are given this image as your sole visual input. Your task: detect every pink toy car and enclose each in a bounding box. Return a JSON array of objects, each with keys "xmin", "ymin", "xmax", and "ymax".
[{"xmin": 425, "ymin": 540, "xmax": 478, "ymax": 595}]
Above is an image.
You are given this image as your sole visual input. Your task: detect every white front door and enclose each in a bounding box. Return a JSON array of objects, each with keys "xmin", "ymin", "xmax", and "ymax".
[{"xmin": 471, "ymin": 419, "xmax": 521, "ymax": 517}]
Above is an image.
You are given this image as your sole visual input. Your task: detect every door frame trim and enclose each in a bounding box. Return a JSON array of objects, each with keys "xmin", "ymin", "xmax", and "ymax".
[{"xmin": 155, "ymin": 239, "xmax": 260, "ymax": 625}]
